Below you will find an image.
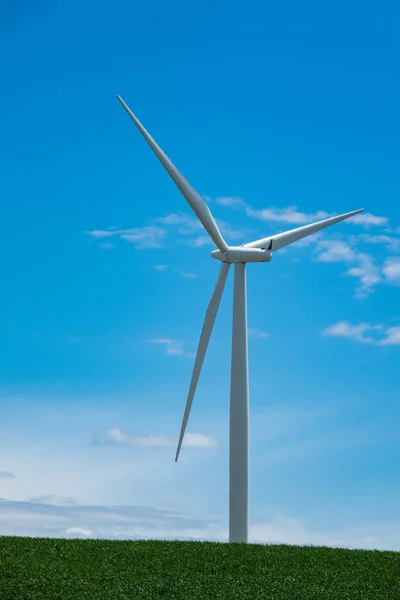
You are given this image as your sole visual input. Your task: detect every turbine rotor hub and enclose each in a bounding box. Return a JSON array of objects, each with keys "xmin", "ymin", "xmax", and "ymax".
[{"xmin": 211, "ymin": 247, "xmax": 272, "ymax": 263}]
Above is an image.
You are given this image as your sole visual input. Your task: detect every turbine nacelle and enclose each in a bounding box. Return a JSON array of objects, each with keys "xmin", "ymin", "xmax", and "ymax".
[{"xmin": 211, "ymin": 247, "xmax": 272, "ymax": 263}]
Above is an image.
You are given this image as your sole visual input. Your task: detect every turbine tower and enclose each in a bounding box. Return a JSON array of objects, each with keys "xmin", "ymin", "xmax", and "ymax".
[{"xmin": 117, "ymin": 95, "xmax": 363, "ymax": 544}]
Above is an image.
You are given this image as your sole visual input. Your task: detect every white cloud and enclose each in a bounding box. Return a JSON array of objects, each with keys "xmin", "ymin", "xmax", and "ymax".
[
  {"xmin": 246, "ymin": 206, "xmax": 330, "ymax": 225},
  {"xmin": 148, "ymin": 211, "xmax": 249, "ymax": 247},
  {"xmin": 95, "ymin": 427, "xmax": 218, "ymax": 450},
  {"xmin": 86, "ymin": 197, "xmax": 394, "ymax": 259},
  {"xmin": 292, "ymin": 232, "xmax": 323, "ymax": 248},
  {"xmin": 383, "ymin": 257, "xmax": 400, "ymax": 284},
  {"xmin": 155, "ymin": 214, "xmax": 206, "ymax": 239},
  {"xmin": 378, "ymin": 326, "xmax": 400, "ymax": 346},
  {"xmin": 151, "ymin": 265, "xmax": 197, "ymax": 278},
  {"xmin": 85, "ymin": 230, "xmax": 114, "ymax": 238},
  {"xmin": 216, "ymin": 219, "xmax": 248, "ymax": 242},
  {"xmin": 2, "ymin": 396, "xmax": 400, "ymax": 552},
  {"xmin": 192, "ymin": 235, "xmax": 213, "ymax": 247},
  {"xmin": 356, "ymin": 234, "xmax": 400, "ymax": 252},
  {"xmin": 182, "ymin": 433, "xmax": 219, "ymax": 449},
  {"xmin": 248, "ymin": 328, "xmax": 270, "ymax": 339},
  {"xmin": 86, "ymin": 212, "xmax": 202, "ymax": 251},
  {"xmin": 166, "ymin": 343, "xmax": 188, "ymax": 356},
  {"xmin": 322, "ymin": 321, "xmax": 381, "ymax": 344},
  {"xmin": 86, "ymin": 226, "xmax": 167, "ymax": 249},
  {"xmin": 155, "ymin": 213, "xmax": 193, "ymax": 226},
  {"xmin": 118, "ymin": 226, "xmax": 166, "ymax": 248},
  {"xmin": 147, "ymin": 337, "xmax": 176, "ymax": 350},
  {"xmin": 154, "ymin": 212, "xmax": 248, "ymax": 246},
  {"xmin": 316, "ymin": 240, "xmax": 357, "ymax": 263},
  {"xmin": 323, "ymin": 321, "xmax": 400, "ymax": 346},
  {"xmin": 156, "ymin": 213, "xmax": 203, "ymax": 236},
  {"xmin": 0, "ymin": 498, "xmax": 399, "ymax": 550},
  {"xmin": 0, "ymin": 471, "xmax": 15, "ymax": 479},
  {"xmin": 218, "ymin": 198, "xmax": 388, "ymax": 231},
  {"xmin": 173, "ymin": 269, "xmax": 197, "ymax": 279},
  {"xmin": 345, "ymin": 254, "xmax": 381, "ymax": 299},
  {"xmin": 250, "ymin": 517, "xmax": 400, "ymax": 551},
  {"xmin": 85, "ymin": 202, "xmax": 397, "ymax": 301},
  {"xmin": 146, "ymin": 338, "xmax": 194, "ymax": 357},
  {"xmin": 213, "ymin": 199, "xmax": 396, "ymax": 297},
  {"xmin": 314, "ymin": 241, "xmax": 381, "ymax": 298},
  {"xmin": 350, "ymin": 212, "xmax": 389, "ymax": 227},
  {"xmin": 0, "ymin": 498, "xmax": 223, "ymax": 542},
  {"xmin": 65, "ymin": 526, "xmax": 93, "ymax": 537},
  {"xmin": 29, "ymin": 495, "xmax": 78, "ymax": 506},
  {"xmin": 216, "ymin": 197, "xmax": 246, "ymax": 208}
]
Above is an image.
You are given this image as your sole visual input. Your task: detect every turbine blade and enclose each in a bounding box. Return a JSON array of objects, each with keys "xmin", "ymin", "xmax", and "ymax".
[
  {"xmin": 244, "ymin": 208, "xmax": 364, "ymax": 251},
  {"xmin": 116, "ymin": 95, "xmax": 228, "ymax": 252},
  {"xmin": 175, "ymin": 261, "xmax": 230, "ymax": 462}
]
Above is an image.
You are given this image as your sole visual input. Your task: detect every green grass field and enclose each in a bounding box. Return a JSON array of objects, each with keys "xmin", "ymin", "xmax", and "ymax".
[{"xmin": 0, "ymin": 536, "xmax": 399, "ymax": 599}]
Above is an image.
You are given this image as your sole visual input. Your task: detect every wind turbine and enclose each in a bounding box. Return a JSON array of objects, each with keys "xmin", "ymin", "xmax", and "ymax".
[{"xmin": 117, "ymin": 95, "xmax": 363, "ymax": 544}]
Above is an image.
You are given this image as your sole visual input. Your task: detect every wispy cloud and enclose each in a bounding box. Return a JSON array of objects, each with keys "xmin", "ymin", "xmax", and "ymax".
[
  {"xmin": 383, "ymin": 257, "xmax": 400, "ymax": 284},
  {"xmin": 117, "ymin": 226, "xmax": 167, "ymax": 248},
  {"xmin": 0, "ymin": 498, "xmax": 399, "ymax": 550},
  {"xmin": 86, "ymin": 204, "xmax": 251, "ymax": 252},
  {"xmin": 354, "ymin": 234, "xmax": 400, "ymax": 252},
  {"xmin": 320, "ymin": 235, "xmax": 400, "ymax": 296},
  {"xmin": 94, "ymin": 427, "xmax": 219, "ymax": 450},
  {"xmin": 214, "ymin": 196, "xmax": 398, "ymax": 297},
  {"xmin": 0, "ymin": 499, "xmax": 223, "ymax": 542},
  {"xmin": 216, "ymin": 196, "xmax": 246, "ymax": 209},
  {"xmin": 316, "ymin": 240, "xmax": 357, "ymax": 263},
  {"xmin": 175, "ymin": 269, "xmax": 197, "ymax": 279},
  {"xmin": 322, "ymin": 321, "xmax": 400, "ymax": 346},
  {"xmin": 29, "ymin": 495, "xmax": 78, "ymax": 506},
  {"xmin": 86, "ymin": 226, "xmax": 166, "ymax": 249},
  {"xmin": 155, "ymin": 213, "xmax": 194, "ymax": 226},
  {"xmin": 217, "ymin": 196, "xmax": 388, "ymax": 230},
  {"xmin": 86, "ymin": 196, "xmax": 394, "ymax": 257},
  {"xmin": 378, "ymin": 326, "xmax": 400, "ymax": 346},
  {"xmin": 192, "ymin": 235, "xmax": 213, "ymax": 247},
  {"xmin": 293, "ymin": 232, "xmax": 324, "ymax": 248},
  {"xmin": 247, "ymin": 206, "xmax": 330, "ymax": 225},
  {"xmin": 156, "ymin": 213, "xmax": 203, "ymax": 236},
  {"xmin": 0, "ymin": 471, "xmax": 16, "ymax": 479},
  {"xmin": 151, "ymin": 265, "xmax": 197, "ymax": 278},
  {"xmin": 146, "ymin": 338, "xmax": 194, "ymax": 357},
  {"xmin": 350, "ymin": 212, "xmax": 389, "ymax": 227},
  {"xmin": 322, "ymin": 321, "xmax": 383, "ymax": 344},
  {"xmin": 248, "ymin": 328, "xmax": 270, "ymax": 339},
  {"xmin": 85, "ymin": 229, "xmax": 114, "ymax": 238},
  {"xmin": 216, "ymin": 218, "xmax": 248, "ymax": 242},
  {"xmin": 85, "ymin": 202, "xmax": 397, "ymax": 301},
  {"xmin": 314, "ymin": 240, "xmax": 381, "ymax": 298},
  {"xmin": 344, "ymin": 255, "xmax": 381, "ymax": 299},
  {"xmin": 158, "ymin": 211, "xmax": 248, "ymax": 245}
]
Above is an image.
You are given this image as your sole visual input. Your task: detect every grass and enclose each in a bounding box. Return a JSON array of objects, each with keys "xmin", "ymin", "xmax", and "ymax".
[{"xmin": 0, "ymin": 537, "xmax": 399, "ymax": 599}]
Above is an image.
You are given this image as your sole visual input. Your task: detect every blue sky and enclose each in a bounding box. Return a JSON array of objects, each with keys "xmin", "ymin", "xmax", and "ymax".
[{"xmin": 0, "ymin": 0, "xmax": 399, "ymax": 548}]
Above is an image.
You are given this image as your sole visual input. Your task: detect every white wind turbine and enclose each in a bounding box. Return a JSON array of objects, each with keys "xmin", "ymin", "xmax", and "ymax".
[{"xmin": 117, "ymin": 95, "xmax": 363, "ymax": 544}]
